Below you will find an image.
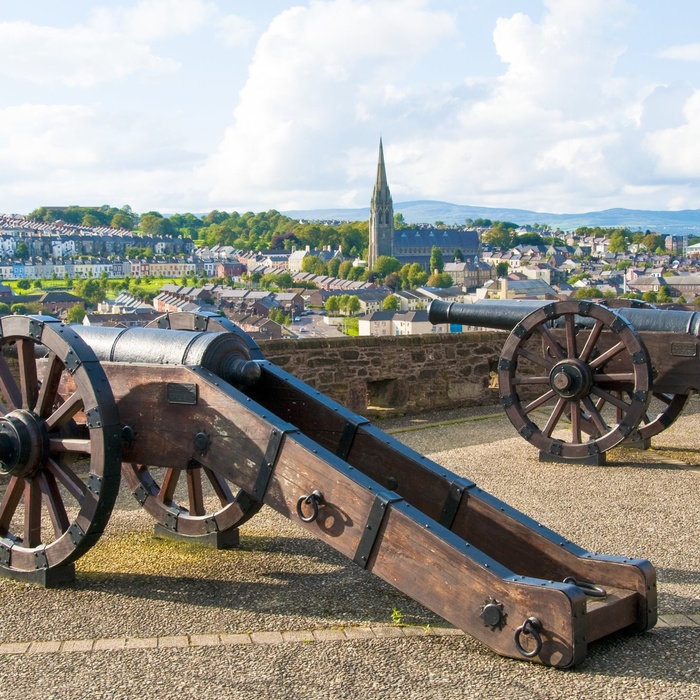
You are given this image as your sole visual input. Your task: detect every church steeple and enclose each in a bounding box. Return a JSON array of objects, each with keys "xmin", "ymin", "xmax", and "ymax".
[{"xmin": 368, "ymin": 138, "xmax": 394, "ymax": 270}]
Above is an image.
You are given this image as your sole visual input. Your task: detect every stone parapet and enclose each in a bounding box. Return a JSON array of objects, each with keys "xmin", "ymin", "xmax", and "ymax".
[{"xmin": 260, "ymin": 331, "xmax": 506, "ymax": 415}]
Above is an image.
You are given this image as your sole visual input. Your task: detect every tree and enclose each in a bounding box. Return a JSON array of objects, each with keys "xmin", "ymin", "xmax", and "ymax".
[
  {"xmin": 15, "ymin": 242, "xmax": 29, "ymax": 259},
  {"xmin": 382, "ymin": 295, "xmax": 400, "ymax": 311},
  {"xmin": 327, "ymin": 257, "xmax": 341, "ymax": 278},
  {"xmin": 453, "ymin": 249, "xmax": 464, "ymax": 262},
  {"xmin": 427, "ymin": 272, "xmax": 454, "ymax": 288},
  {"xmin": 642, "ymin": 291, "xmax": 658, "ymax": 303},
  {"xmin": 10, "ymin": 303, "xmax": 28, "ymax": 315},
  {"xmin": 16, "ymin": 279, "xmax": 31, "ymax": 291},
  {"xmin": 346, "ymin": 295, "xmax": 361, "ymax": 315},
  {"xmin": 429, "ymin": 247, "xmax": 444, "ymax": 274},
  {"xmin": 139, "ymin": 212, "xmax": 176, "ymax": 237},
  {"xmin": 325, "ymin": 296, "xmax": 340, "ymax": 314},
  {"xmin": 0, "ymin": 303, "xmax": 10, "ymax": 316},
  {"xmin": 110, "ymin": 211, "xmax": 135, "ymax": 230},
  {"xmin": 73, "ymin": 278, "xmax": 106, "ymax": 306},
  {"xmin": 496, "ymin": 262, "xmax": 509, "ymax": 277},
  {"xmin": 482, "ymin": 221, "xmax": 516, "ymax": 249},
  {"xmin": 394, "ymin": 212, "xmax": 408, "ymax": 229},
  {"xmin": 678, "ymin": 295, "xmax": 687, "ymax": 304},
  {"xmin": 65, "ymin": 305, "xmax": 87, "ymax": 324},
  {"xmin": 657, "ymin": 287, "xmax": 672, "ymax": 303},
  {"xmin": 572, "ymin": 287, "xmax": 604, "ymax": 299},
  {"xmin": 372, "ymin": 256, "xmax": 401, "ymax": 277},
  {"xmin": 607, "ymin": 231, "xmax": 628, "ymax": 253},
  {"xmin": 641, "ymin": 233, "xmax": 664, "ymax": 252},
  {"xmin": 338, "ymin": 261, "xmax": 354, "ymax": 279}
]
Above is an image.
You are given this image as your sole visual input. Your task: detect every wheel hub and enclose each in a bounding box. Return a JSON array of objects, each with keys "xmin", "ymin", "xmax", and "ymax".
[
  {"xmin": 0, "ymin": 410, "xmax": 49, "ymax": 478},
  {"xmin": 549, "ymin": 359, "xmax": 593, "ymax": 401}
]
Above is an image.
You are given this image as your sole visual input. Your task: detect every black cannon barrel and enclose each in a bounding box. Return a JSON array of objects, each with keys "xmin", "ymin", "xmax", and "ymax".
[
  {"xmin": 73, "ymin": 325, "xmax": 261, "ymax": 386},
  {"xmin": 428, "ymin": 299, "xmax": 700, "ymax": 337},
  {"xmin": 428, "ymin": 299, "xmax": 551, "ymax": 331}
]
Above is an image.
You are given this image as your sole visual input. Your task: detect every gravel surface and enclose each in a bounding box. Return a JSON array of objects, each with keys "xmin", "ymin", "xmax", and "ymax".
[{"xmin": 1, "ymin": 401, "xmax": 699, "ymax": 699}]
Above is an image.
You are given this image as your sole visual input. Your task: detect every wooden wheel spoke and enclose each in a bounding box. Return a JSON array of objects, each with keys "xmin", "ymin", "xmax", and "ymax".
[
  {"xmin": 511, "ymin": 375, "xmax": 550, "ymax": 386},
  {"xmin": 158, "ymin": 468, "xmax": 181, "ymax": 504},
  {"xmin": 592, "ymin": 372, "xmax": 636, "ymax": 384},
  {"xmin": 204, "ymin": 467, "xmax": 235, "ymax": 507},
  {"xmin": 578, "ymin": 320, "xmax": 605, "ymax": 362},
  {"xmin": 48, "ymin": 437, "xmax": 92, "ymax": 455},
  {"xmin": 24, "ymin": 478, "xmax": 42, "ymax": 547},
  {"xmin": 564, "ymin": 314, "xmax": 577, "ymax": 358},
  {"xmin": 186, "ymin": 468, "xmax": 206, "ymax": 516},
  {"xmin": 523, "ymin": 389, "xmax": 557, "ymax": 414},
  {"xmin": 588, "ymin": 341, "xmax": 626, "ymax": 370},
  {"xmin": 591, "ymin": 386, "xmax": 631, "ymax": 413},
  {"xmin": 0, "ymin": 352, "xmax": 21, "ymax": 410},
  {"xmin": 38, "ymin": 471, "xmax": 70, "ymax": 537},
  {"xmin": 537, "ymin": 325, "xmax": 566, "ymax": 361},
  {"xmin": 46, "ymin": 459, "xmax": 87, "ymax": 501},
  {"xmin": 0, "ymin": 476, "xmax": 24, "ymax": 532},
  {"xmin": 515, "ymin": 346, "xmax": 555, "ymax": 370},
  {"xmin": 44, "ymin": 392, "xmax": 85, "ymax": 431},
  {"xmin": 542, "ymin": 397, "xmax": 567, "ymax": 437},
  {"xmin": 570, "ymin": 400, "xmax": 582, "ymax": 443},
  {"xmin": 16, "ymin": 339, "xmax": 39, "ymax": 410},
  {"xmin": 582, "ymin": 396, "xmax": 610, "ymax": 435},
  {"xmin": 36, "ymin": 351, "xmax": 64, "ymax": 419}
]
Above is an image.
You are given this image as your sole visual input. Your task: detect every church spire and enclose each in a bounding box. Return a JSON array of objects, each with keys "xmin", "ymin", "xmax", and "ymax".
[{"xmin": 368, "ymin": 137, "xmax": 394, "ymax": 270}]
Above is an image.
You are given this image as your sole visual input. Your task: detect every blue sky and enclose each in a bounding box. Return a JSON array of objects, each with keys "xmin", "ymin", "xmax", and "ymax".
[{"xmin": 2, "ymin": 0, "xmax": 700, "ymax": 216}]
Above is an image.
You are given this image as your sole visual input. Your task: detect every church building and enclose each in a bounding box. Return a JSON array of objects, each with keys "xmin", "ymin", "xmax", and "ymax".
[{"xmin": 368, "ymin": 139, "xmax": 480, "ymax": 272}]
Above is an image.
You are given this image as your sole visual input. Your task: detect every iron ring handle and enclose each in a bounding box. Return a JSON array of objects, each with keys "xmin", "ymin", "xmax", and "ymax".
[
  {"xmin": 514, "ymin": 617, "xmax": 543, "ymax": 658},
  {"xmin": 296, "ymin": 490, "xmax": 324, "ymax": 523},
  {"xmin": 563, "ymin": 577, "xmax": 607, "ymax": 598}
]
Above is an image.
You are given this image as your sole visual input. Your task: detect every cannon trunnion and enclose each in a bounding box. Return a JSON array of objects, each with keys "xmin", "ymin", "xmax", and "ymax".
[
  {"xmin": 429, "ymin": 298, "xmax": 698, "ymax": 461},
  {"xmin": 0, "ymin": 313, "xmax": 657, "ymax": 668}
]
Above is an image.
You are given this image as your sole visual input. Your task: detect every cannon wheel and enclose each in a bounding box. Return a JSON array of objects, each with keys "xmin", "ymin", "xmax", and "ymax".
[
  {"xmin": 119, "ymin": 312, "xmax": 262, "ymax": 540},
  {"xmin": 0, "ymin": 316, "xmax": 120, "ymax": 581},
  {"xmin": 498, "ymin": 300, "xmax": 652, "ymax": 460},
  {"xmin": 600, "ymin": 299, "xmax": 689, "ymax": 443}
]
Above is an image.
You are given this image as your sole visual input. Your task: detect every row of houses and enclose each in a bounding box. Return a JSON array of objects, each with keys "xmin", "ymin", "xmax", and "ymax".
[{"xmin": 0, "ymin": 214, "xmax": 193, "ymax": 258}]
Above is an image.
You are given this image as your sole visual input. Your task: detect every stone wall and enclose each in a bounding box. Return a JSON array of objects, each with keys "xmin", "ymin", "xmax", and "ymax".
[{"xmin": 259, "ymin": 331, "xmax": 507, "ymax": 416}]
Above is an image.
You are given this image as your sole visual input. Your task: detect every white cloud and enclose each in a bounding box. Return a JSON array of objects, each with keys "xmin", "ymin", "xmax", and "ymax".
[
  {"xmin": 659, "ymin": 43, "xmax": 700, "ymax": 61},
  {"xmin": 0, "ymin": 0, "xmax": 229, "ymax": 88},
  {"xmin": 0, "ymin": 103, "xmax": 202, "ymax": 212},
  {"xmin": 200, "ymin": 0, "xmax": 456, "ymax": 208},
  {"xmin": 0, "ymin": 20, "xmax": 178, "ymax": 87}
]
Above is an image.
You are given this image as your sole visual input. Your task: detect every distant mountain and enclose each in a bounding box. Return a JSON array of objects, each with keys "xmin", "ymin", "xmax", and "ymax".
[{"xmin": 282, "ymin": 200, "xmax": 700, "ymax": 235}]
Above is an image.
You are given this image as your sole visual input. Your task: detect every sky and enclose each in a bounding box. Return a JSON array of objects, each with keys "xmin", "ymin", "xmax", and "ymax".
[{"xmin": 3, "ymin": 0, "xmax": 700, "ymax": 217}]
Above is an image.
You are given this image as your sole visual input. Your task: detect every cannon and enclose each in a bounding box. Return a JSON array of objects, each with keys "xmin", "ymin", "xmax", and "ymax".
[
  {"xmin": 0, "ymin": 312, "xmax": 656, "ymax": 668},
  {"xmin": 428, "ymin": 298, "xmax": 698, "ymax": 461}
]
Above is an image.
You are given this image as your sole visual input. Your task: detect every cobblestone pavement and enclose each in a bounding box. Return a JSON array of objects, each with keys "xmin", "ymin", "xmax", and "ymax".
[{"xmin": 1, "ymin": 404, "xmax": 699, "ymax": 700}]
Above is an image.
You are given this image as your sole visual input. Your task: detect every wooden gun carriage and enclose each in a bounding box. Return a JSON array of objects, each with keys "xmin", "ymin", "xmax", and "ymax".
[
  {"xmin": 0, "ymin": 312, "xmax": 657, "ymax": 668},
  {"xmin": 428, "ymin": 298, "xmax": 700, "ymax": 462}
]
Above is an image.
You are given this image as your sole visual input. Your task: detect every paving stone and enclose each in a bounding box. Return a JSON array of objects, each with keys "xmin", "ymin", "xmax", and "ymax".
[
  {"xmin": 61, "ymin": 639, "xmax": 95, "ymax": 652},
  {"xmin": 0, "ymin": 641, "xmax": 31, "ymax": 654},
  {"xmin": 28, "ymin": 641, "xmax": 62, "ymax": 654},
  {"xmin": 658, "ymin": 614, "xmax": 696, "ymax": 627},
  {"xmin": 250, "ymin": 631, "xmax": 284, "ymax": 645},
  {"xmin": 124, "ymin": 637, "xmax": 158, "ymax": 649},
  {"xmin": 370, "ymin": 626, "xmax": 404, "ymax": 638},
  {"xmin": 429, "ymin": 627, "xmax": 465, "ymax": 636},
  {"xmin": 219, "ymin": 633, "xmax": 252, "ymax": 646},
  {"xmin": 158, "ymin": 635, "xmax": 189, "ymax": 648},
  {"xmin": 93, "ymin": 638, "xmax": 127, "ymax": 651},
  {"xmin": 343, "ymin": 627, "xmax": 375, "ymax": 640},
  {"xmin": 281, "ymin": 630, "xmax": 316, "ymax": 643},
  {"xmin": 189, "ymin": 634, "xmax": 221, "ymax": 647},
  {"xmin": 401, "ymin": 626, "xmax": 429, "ymax": 637},
  {"xmin": 312, "ymin": 629, "xmax": 347, "ymax": 642},
  {"xmin": 685, "ymin": 614, "xmax": 700, "ymax": 626}
]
